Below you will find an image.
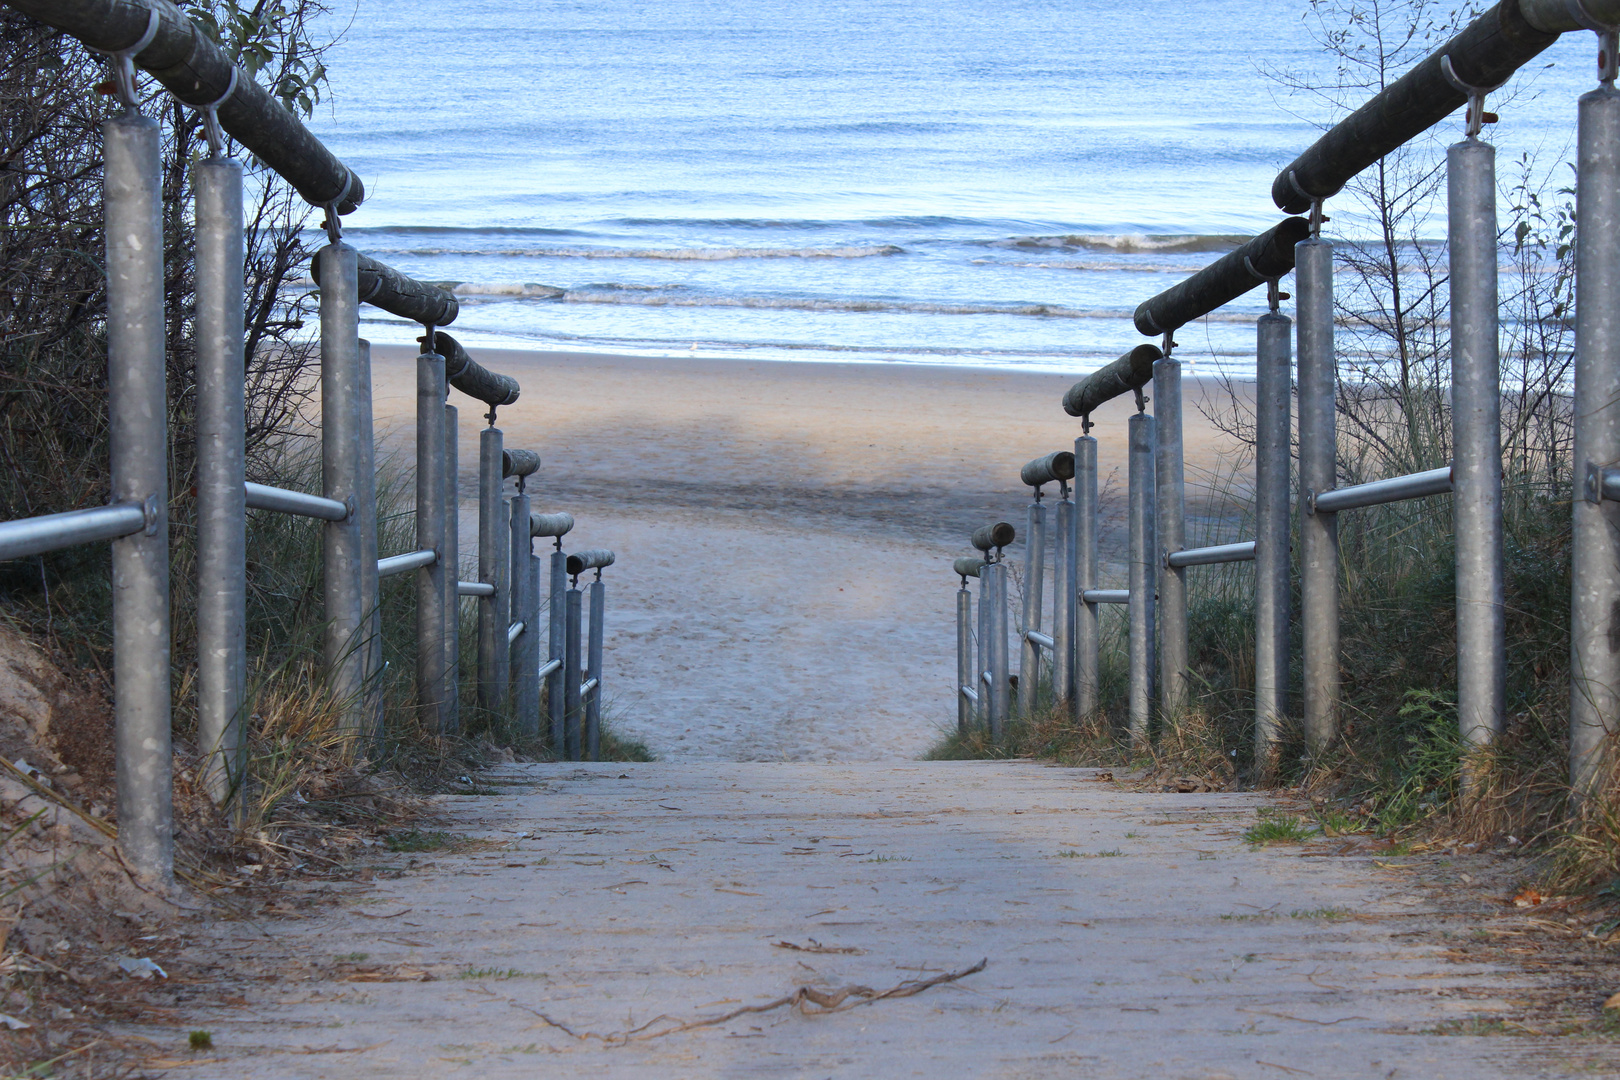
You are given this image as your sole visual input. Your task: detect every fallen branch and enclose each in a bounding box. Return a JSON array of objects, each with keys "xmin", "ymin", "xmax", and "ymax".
[
  {"xmin": 771, "ymin": 939, "xmax": 863, "ymax": 955},
  {"xmin": 511, "ymin": 957, "xmax": 988, "ymax": 1045}
]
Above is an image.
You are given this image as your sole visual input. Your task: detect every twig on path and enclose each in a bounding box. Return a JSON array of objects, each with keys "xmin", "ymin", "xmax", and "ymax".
[
  {"xmin": 510, "ymin": 958, "xmax": 989, "ymax": 1045},
  {"xmin": 771, "ymin": 939, "xmax": 863, "ymax": 955},
  {"xmin": 1238, "ymin": 1008, "xmax": 1370, "ymax": 1026}
]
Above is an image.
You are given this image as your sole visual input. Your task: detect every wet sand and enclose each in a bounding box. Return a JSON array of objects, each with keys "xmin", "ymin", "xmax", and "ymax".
[{"xmin": 369, "ymin": 347, "xmax": 1255, "ymax": 761}]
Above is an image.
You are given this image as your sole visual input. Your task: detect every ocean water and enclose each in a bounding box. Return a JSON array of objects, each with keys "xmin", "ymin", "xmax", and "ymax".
[{"xmin": 310, "ymin": 0, "xmax": 1595, "ymax": 376}]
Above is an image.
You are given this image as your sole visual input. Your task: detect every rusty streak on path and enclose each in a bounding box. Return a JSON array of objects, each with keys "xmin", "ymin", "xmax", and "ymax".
[{"xmin": 177, "ymin": 762, "xmax": 1592, "ymax": 1078}]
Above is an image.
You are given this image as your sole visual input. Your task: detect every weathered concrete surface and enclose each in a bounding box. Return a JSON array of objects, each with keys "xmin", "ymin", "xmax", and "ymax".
[{"xmin": 186, "ymin": 763, "xmax": 1580, "ymax": 1078}]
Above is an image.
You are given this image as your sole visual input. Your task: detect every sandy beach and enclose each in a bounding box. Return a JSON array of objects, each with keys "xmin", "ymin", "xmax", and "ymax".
[{"xmin": 369, "ymin": 347, "xmax": 1255, "ymax": 761}]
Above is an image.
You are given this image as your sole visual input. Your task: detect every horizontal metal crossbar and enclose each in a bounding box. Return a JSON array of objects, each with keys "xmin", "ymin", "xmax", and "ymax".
[
  {"xmin": 1168, "ymin": 541, "xmax": 1257, "ymax": 568},
  {"xmin": 244, "ymin": 482, "xmax": 348, "ymax": 521},
  {"xmin": 1083, "ymin": 589, "xmax": 1130, "ymax": 604},
  {"xmin": 1310, "ymin": 465, "xmax": 1453, "ymax": 515},
  {"xmin": 457, "ymin": 580, "xmax": 495, "ymax": 597},
  {"xmin": 1025, "ymin": 630, "xmax": 1055, "ymax": 650},
  {"xmin": 958, "ymin": 685, "xmax": 980, "ymax": 704},
  {"xmin": 508, "ymin": 620, "xmax": 525, "ymax": 645},
  {"xmin": 1585, "ymin": 464, "xmax": 1620, "ymax": 505},
  {"xmin": 538, "ymin": 658, "xmax": 563, "ymax": 679},
  {"xmin": 581, "ymin": 677, "xmax": 599, "ymax": 697},
  {"xmin": 377, "ymin": 549, "xmax": 436, "ymax": 578},
  {"xmin": 0, "ymin": 502, "xmax": 148, "ymax": 562}
]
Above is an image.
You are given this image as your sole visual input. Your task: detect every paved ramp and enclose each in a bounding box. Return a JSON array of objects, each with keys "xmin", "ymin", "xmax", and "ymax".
[{"xmin": 188, "ymin": 762, "xmax": 1575, "ymax": 1078}]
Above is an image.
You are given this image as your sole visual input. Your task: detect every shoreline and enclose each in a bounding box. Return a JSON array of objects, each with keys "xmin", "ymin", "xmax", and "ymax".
[{"xmin": 356, "ymin": 327, "xmax": 1266, "ymax": 379}]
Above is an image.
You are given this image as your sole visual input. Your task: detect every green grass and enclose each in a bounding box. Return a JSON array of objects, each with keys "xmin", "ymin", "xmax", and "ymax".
[
  {"xmin": 1242, "ymin": 811, "xmax": 1316, "ymax": 847},
  {"xmin": 383, "ymin": 829, "xmax": 464, "ymax": 853}
]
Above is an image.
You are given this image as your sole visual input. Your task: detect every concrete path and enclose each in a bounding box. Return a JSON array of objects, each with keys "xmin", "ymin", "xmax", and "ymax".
[{"xmin": 183, "ymin": 762, "xmax": 1580, "ymax": 1078}]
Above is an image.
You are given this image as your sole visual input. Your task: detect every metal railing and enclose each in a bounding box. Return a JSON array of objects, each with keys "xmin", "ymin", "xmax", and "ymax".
[
  {"xmin": 3, "ymin": 0, "xmax": 621, "ymax": 885},
  {"xmin": 948, "ymin": 0, "xmax": 1616, "ymax": 790}
]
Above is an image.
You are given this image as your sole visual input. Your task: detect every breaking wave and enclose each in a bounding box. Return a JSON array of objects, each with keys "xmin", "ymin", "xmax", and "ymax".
[{"xmin": 985, "ymin": 233, "xmax": 1251, "ymax": 254}]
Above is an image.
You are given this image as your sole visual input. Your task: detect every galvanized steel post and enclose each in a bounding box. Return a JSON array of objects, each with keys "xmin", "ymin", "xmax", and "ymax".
[
  {"xmin": 976, "ymin": 560, "xmax": 991, "ymax": 729},
  {"xmin": 1128, "ymin": 412, "xmax": 1157, "ymax": 747},
  {"xmin": 356, "ymin": 340, "xmax": 382, "ymax": 740},
  {"xmin": 1297, "ymin": 233, "xmax": 1340, "ymax": 755},
  {"xmin": 549, "ymin": 549, "xmax": 568, "ymax": 748},
  {"xmin": 1075, "ymin": 435, "xmax": 1099, "ymax": 720},
  {"xmin": 956, "ymin": 582, "xmax": 973, "ymax": 735},
  {"xmin": 510, "ymin": 490, "xmax": 539, "ymax": 737},
  {"xmin": 1053, "ymin": 488, "xmax": 1074, "ymax": 708},
  {"xmin": 1449, "ymin": 135, "xmax": 1506, "ymax": 781},
  {"xmin": 1254, "ymin": 307, "xmax": 1293, "ymax": 776},
  {"xmin": 586, "ymin": 577, "xmax": 605, "ymax": 760},
  {"xmin": 106, "ymin": 114, "xmax": 172, "ymax": 885},
  {"xmin": 319, "ymin": 244, "xmax": 365, "ymax": 732},
  {"xmin": 1572, "ymin": 70, "xmax": 1620, "ymax": 797},
  {"xmin": 1154, "ymin": 355, "xmax": 1189, "ymax": 721},
  {"xmin": 194, "ymin": 157, "xmax": 245, "ymax": 806},
  {"xmin": 415, "ymin": 348, "xmax": 448, "ymax": 731},
  {"xmin": 477, "ymin": 427, "xmax": 509, "ymax": 718},
  {"xmin": 988, "ymin": 559, "xmax": 1011, "ymax": 743},
  {"xmin": 527, "ymin": 550, "xmax": 543, "ymax": 730},
  {"xmin": 443, "ymin": 403, "xmax": 461, "ymax": 733},
  {"xmin": 564, "ymin": 582, "xmax": 584, "ymax": 760},
  {"xmin": 1019, "ymin": 500, "xmax": 1047, "ymax": 715}
]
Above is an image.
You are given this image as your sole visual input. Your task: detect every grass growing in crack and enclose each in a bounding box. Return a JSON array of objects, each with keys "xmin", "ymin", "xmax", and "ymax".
[
  {"xmin": 383, "ymin": 829, "xmax": 465, "ymax": 853},
  {"xmin": 1242, "ymin": 811, "xmax": 1316, "ymax": 846},
  {"xmin": 457, "ymin": 967, "xmax": 528, "ymax": 980}
]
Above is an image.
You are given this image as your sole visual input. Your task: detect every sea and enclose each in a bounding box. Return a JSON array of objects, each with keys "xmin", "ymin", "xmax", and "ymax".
[{"xmin": 309, "ymin": 0, "xmax": 1597, "ymax": 378}]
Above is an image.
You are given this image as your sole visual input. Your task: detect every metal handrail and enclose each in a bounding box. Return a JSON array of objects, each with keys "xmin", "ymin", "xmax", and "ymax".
[
  {"xmin": 244, "ymin": 481, "xmax": 348, "ymax": 522},
  {"xmin": 958, "ymin": 685, "xmax": 979, "ymax": 704},
  {"xmin": 581, "ymin": 677, "xmax": 599, "ymax": 697},
  {"xmin": 8, "ymin": 0, "xmax": 365, "ymax": 213},
  {"xmin": 1273, "ymin": 1, "xmax": 1562, "ymax": 212},
  {"xmin": 1025, "ymin": 630, "xmax": 1054, "ymax": 650},
  {"xmin": 1063, "ymin": 345, "xmax": 1162, "ymax": 419},
  {"xmin": 1082, "ymin": 589, "xmax": 1130, "ymax": 605},
  {"xmin": 0, "ymin": 502, "xmax": 148, "ymax": 562},
  {"xmin": 0, "ymin": 0, "xmax": 605, "ymax": 885},
  {"xmin": 538, "ymin": 657, "xmax": 563, "ymax": 679}
]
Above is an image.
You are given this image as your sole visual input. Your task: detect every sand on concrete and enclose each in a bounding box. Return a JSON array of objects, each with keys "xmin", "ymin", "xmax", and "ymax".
[
  {"xmin": 368, "ymin": 347, "xmax": 1256, "ymax": 760},
  {"xmin": 175, "ymin": 761, "xmax": 1583, "ymax": 1079}
]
